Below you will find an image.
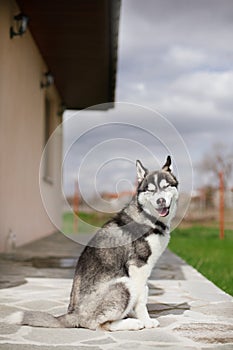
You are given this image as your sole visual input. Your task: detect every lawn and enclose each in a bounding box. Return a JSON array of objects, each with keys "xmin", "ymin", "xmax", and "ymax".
[
  {"xmin": 62, "ymin": 211, "xmax": 111, "ymax": 234},
  {"xmin": 169, "ymin": 226, "xmax": 233, "ymax": 296},
  {"xmin": 63, "ymin": 212, "xmax": 233, "ymax": 296}
]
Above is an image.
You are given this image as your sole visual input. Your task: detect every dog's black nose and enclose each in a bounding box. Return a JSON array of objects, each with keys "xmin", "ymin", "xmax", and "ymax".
[{"xmin": 157, "ymin": 198, "xmax": 166, "ymax": 206}]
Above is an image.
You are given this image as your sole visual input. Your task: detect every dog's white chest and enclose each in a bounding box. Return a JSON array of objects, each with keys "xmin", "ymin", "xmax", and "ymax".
[
  {"xmin": 146, "ymin": 233, "xmax": 170, "ymax": 268},
  {"xmin": 129, "ymin": 233, "xmax": 170, "ymax": 287}
]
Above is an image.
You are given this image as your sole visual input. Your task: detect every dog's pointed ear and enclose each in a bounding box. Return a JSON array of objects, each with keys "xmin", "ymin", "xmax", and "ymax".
[
  {"xmin": 162, "ymin": 155, "xmax": 172, "ymax": 172},
  {"xmin": 136, "ymin": 160, "xmax": 148, "ymax": 183}
]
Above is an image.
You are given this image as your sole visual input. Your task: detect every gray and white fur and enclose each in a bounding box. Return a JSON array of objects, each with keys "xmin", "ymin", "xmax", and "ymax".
[{"xmin": 8, "ymin": 156, "xmax": 178, "ymax": 331}]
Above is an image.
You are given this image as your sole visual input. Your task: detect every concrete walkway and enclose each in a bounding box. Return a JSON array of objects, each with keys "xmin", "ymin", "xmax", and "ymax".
[{"xmin": 0, "ymin": 232, "xmax": 233, "ymax": 349}]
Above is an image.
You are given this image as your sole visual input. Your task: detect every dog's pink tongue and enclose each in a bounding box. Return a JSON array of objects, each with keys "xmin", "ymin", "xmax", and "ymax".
[{"xmin": 158, "ymin": 208, "xmax": 169, "ymax": 217}]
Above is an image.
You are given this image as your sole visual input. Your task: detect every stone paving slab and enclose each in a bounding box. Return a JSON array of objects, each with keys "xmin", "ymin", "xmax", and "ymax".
[
  {"xmin": 0, "ymin": 258, "xmax": 233, "ymax": 349},
  {"xmin": 0, "ymin": 232, "xmax": 233, "ymax": 349}
]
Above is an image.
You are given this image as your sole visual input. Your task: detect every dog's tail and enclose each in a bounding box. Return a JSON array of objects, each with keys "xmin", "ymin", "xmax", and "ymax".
[{"xmin": 6, "ymin": 310, "xmax": 79, "ymax": 328}]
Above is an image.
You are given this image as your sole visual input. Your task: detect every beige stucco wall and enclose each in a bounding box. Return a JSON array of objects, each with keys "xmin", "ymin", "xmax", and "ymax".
[{"xmin": 0, "ymin": 0, "xmax": 63, "ymax": 252}]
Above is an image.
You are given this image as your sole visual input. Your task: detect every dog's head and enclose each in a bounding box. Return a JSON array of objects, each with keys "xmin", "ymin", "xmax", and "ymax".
[{"xmin": 136, "ymin": 156, "xmax": 179, "ymax": 222}]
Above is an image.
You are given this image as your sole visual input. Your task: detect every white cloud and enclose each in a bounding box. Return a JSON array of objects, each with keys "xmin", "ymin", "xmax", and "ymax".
[
  {"xmin": 165, "ymin": 46, "xmax": 207, "ymax": 69},
  {"xmin": 133, "ymin": 83, "xmax": 146, "ymax": 94},
  {"xmin": 170, "ymin": 71, "xmax": 233, "ymax": 100}
]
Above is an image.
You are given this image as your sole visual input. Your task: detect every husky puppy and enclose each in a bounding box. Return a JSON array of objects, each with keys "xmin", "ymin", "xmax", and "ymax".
[{"xmin": 9, "ymin": 156, "xmax": 178, "ymax": 331}]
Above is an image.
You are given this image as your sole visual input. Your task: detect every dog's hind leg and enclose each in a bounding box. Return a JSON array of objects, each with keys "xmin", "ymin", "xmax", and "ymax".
[
  {"xmin": 79, "ymin": 279, "xmax": 136, "ymax": 330},
  {"xmin": 101, "ymin": 286, "xmax": 159, "ymax": 330},
  {"xmin": 102, "ymin": 318, "xmax": 144, "ymax": 331}
]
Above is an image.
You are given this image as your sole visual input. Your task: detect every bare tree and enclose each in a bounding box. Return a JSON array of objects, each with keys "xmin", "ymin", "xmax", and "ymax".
[{"xmin": 199, "ymin": 143, "xmax": 233, "ymax": 188}]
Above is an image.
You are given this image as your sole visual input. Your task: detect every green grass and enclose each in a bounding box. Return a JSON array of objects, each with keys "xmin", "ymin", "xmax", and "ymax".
[
  {"xmin": 62, "ymin": 212, "xmax": 233, "ymax": 296},
  {"xmin": 62, "ymin": 211, "xmax": 111, "ymax": 234},
  {"xmin": 169, "ymin": 226, "xmax": 233, "ymax": 296}
]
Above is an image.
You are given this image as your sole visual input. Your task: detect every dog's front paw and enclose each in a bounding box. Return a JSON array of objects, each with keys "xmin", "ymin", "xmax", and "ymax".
[
  {"xmin": 143, "ymin": 318, "xmax": 159, "ymax": 329},
  {"xmin": 132, "ymin": 319, "xmax": 144, "ymax": 330}
]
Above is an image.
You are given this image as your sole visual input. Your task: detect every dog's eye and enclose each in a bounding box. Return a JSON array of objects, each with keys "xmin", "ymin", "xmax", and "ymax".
[
  {"xmin": 147, "ymin": 184, "xmax": 157, "ymax": 192},
  {"xmin": 163, "ymin": 184, "xmax": 170, "ymax": 189}
]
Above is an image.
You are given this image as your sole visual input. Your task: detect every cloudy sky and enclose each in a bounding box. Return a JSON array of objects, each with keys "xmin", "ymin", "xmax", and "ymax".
[{"xmin": 62, "ymin": 0, "xmax": 233, "ymax": 202}]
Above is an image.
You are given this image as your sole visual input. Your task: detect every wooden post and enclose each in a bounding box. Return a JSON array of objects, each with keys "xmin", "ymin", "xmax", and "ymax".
[
  {"xmin": 73, "ymin": 180, "xmax": 79, "ymax": 233},
  {"xmin": 219, "ymin": 171, "xmax": 224, "ymax": 240}
]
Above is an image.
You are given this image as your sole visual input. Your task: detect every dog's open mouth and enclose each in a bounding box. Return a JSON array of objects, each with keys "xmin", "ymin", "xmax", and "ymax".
[{"xmin": 156, "ymin": 206, "xmax": 170, "ymax": 217}]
